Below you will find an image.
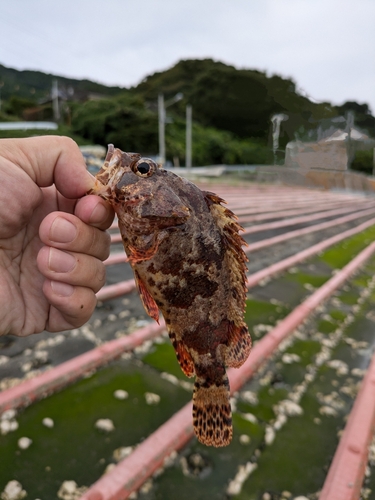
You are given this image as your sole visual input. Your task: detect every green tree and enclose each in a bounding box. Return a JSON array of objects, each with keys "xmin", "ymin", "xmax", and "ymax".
[
  {"xmin": 71, "ymin": 94, "xmax": 158, "ymax": 153},
  {"xmin": 4, "ymin": 96, "xmax": 37, "ymax": 118}
]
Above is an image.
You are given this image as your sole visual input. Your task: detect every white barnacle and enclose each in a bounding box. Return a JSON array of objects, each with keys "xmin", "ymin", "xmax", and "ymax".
[
  {"xmin": 226, "ymin": 462, "xmax": 257, "ymax": 496},
  {"xmin": 1, "ymin": 409, "xmax": 16, "ymax": 421},
  {"xmin": 95, "ymin": 419, "xmax": 115, "ymax": 432},
  {"xmin": 161, "ymin": 372, "xmax": 179, "ymax": 385},
  {"xmin": 241, "ymin": 391, "xmax": 258, "ymax": 405},
  {"xmin": 0, "ymin": 355, "xmax": 9, "ymax": 366},
  {"xmin": 327, "ymin": 359, "xmax": 348, "ymax": 376},
  {"xmin": 319, "ymin": 406, "xmax": 338, "ymax": 417},
  {"xmin": 241, "ymin": 413, "xmax": 258, "ymax": 424},
  {"xmin": 42, "ymin": 417, "xmax": 54, "ymax": 428},
  {"xmin": 281, "ymin": 353, "xmax": 301, "ymax": 364},
  {"xmin": 276, "ymin": 400, "xmax": 303, "ymax": 417},
  {"xmin": 18, "ymin": 437, "xmax": 32, "ymax": 450},
  {"xmin": 1, "ymin": 480, "xmax": 27, "ymax": 500},
  {"xmin": 239, "ymin": 434, "xmax": 251, "ymax": 445},
  {"xmin": 56, "ymin": 480, "xmax": 87, "ymax": 499},
  {"xmin": 113, "ymin": 389, "xmax": 129, "ymax": 400},
  {"xmin": 144, "ymin": 392, "xmax": 161, "ymax": 405},
  {"xmin": 265, "ymin": 426, "xmax": 275, "ymax": 445},
  {"xmin": 113, "ymin": 446, "xmax": 133, "ymax": 462}
]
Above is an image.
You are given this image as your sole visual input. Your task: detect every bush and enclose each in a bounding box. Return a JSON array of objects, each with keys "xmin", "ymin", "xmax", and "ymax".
[
  {"xmin": 351, "ymin": 149, "xmax": 374, "ymax": 175},
  {"xmin": 166, "ymin": 118, "xmax": 268, "ymax": 166}
]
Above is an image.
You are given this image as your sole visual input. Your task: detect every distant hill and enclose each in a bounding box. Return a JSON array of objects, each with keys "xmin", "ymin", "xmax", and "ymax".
[
  {"xmin": 134, "ymin": 59, "xmax": 335, "ymax": 142},
  {"xmin": 0, "ymin": 63, "xmax": 124, "ymax": 102},
  {"xmin": 134, "ymin": 59, "xmax": 375, "ymax": 142}
]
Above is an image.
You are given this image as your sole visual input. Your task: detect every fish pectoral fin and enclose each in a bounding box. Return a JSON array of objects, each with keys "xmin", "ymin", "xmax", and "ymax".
[
  {"xmin": 134, "ymin": 272, "xmax": 159, "ymax": 323},
  {"xmin": 126, "ymin": 244, "xmax": 158, "ymax": 264},
  {"xmin": 168, "ymin": 330, "xmax": 195, "ymax": 377},
  {"xmin": 222, "ymin": 322, "xmax": 252, "ymax": 369},
  {"xmin": 193, "ymin": 372, "xmax": 232, "ymax": 447},
  {"xmin": 126, "ymin": 232, "xmax": 166, "ymax": 264}
]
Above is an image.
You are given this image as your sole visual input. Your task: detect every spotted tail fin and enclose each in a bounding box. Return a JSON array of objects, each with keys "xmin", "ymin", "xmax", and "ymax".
[{"xmin": 192, "ymin": 372, "xmax": 232, "ymax": 447}]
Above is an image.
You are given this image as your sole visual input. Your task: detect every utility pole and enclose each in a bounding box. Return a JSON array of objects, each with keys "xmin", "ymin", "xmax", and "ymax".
[
  {"xmin": 0, "ymin": 82, "xmax": 3, "ymax": 113},
  {"xmin": 158, "ymin": 92, "xmax": 183, "ymax": 166},
  {"xmin": 52, "ymin": 79, "xmax": 60, "ymax": 122},
  {"xmin": 158, "ymin": 94, "xmax": 165, "ymax": 165},
  {"xmin": 271, "ymin": 113, "xmax": 288, "ymax": 164},
  {"xmin": 186, "ymin": 104, "xmax": 192, "ymax": 173}
]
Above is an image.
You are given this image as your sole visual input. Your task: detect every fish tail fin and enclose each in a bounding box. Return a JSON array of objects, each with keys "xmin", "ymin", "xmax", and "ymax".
[{"xmin": 192, "ymin": 372, "xmax": 232, "ymax": 447}]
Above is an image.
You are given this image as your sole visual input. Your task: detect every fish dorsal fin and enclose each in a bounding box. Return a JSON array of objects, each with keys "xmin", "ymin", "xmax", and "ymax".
[
  {"xmin": 203, "ymin": 191, "xmax": 251, "ymax": 367},
  {"xmin": 203, "ymin": 190, "xmax": 248, "ymax": 308}
]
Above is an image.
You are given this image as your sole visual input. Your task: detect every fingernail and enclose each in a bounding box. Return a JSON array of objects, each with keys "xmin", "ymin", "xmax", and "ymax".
[
  {"xmin": 50, "ymin": 217, "xmax": 77, "ymax": 243},
  {"xmin": 89, "ymin": 202, "xmax": 108, "ymax": 224},
  {"xmin": 49, "ymin": 248, "xmax": 76, "ymax": 273},
  {"xmin": 50, "ymin": 281, "xmax": 74, "ymax": 297}
]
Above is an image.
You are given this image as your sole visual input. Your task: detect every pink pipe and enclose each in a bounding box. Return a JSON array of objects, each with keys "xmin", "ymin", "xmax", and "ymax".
[
  {"xmin": 233, "ymin": 198, "xmax": 360, "ymax": 216},
  {"xmin": 239, "ymin": 200, "xmax": 371, "ymax": 224},
  {"xmin": 246, "ymin": 217, "xmax": 375, "ymax": 289},
  {"xmin": 0, "ymin": 321, "xmax": 165, "ymax": 414},
  {"xmin": 111, "ymin": 233, "xmax": 123, "ymax": 244},
  {"xmin": 96, "ymin": 279, "xmax": 136, "ymax": 301},
  {"xmin": 242, "ymin": 204, "xmax": 375, "ymax": 235},
  {"xmin": 103, "ymin": 252, "xmax": 128, "ymax": 266},
  {"xmin": 80, "ymin": 241, "xmax": 375, "ymax": 500},
  {"xmin": 246, "ymin": 207, "xmax": 375, "ymax": 254},
  {"xmin": 319, "ymin": 352, "xmax": 375, "ymax": 499}
]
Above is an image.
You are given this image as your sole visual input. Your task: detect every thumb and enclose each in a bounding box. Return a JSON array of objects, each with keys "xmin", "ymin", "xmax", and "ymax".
[{"xmin": 1, "ymin": 136, "xmax": 95, "ymax": 198}]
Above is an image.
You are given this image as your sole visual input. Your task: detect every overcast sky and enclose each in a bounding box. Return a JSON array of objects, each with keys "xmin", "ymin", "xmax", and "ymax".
[{"xmin": 0, "ymin": 0, "xmax": 374, "ymax": 115}]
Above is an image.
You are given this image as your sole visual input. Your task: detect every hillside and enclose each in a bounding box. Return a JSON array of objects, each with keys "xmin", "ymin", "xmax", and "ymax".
[{"xmin": 0, "ymin": 63, "xmax": 123, "ymax": 102}]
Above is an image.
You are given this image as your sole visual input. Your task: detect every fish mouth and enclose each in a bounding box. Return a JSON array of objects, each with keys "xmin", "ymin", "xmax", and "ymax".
[{"xmin": 91, "ymin": 146, "xmax": 140, "ymax": 194}]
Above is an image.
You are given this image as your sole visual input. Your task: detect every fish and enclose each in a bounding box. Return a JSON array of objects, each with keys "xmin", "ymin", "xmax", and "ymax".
[{"xmin": 90, "ymin": 144, "xmax": 252, "ymax": 447}]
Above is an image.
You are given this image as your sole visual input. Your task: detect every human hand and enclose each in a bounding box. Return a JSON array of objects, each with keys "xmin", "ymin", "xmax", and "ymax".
[{"xmin": 0, "ymin": 136, "xmax": 114, "ymax": 336}]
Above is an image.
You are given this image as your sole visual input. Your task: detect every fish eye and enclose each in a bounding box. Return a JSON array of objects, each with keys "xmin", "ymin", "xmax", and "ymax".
[{"xmin": 131, "ymin": 159, "xmax": 156, "ymax": 178}]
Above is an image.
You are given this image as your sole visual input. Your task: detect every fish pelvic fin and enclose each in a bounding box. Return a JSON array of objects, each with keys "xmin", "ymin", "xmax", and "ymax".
[
  {"xmin": 193, "ymin": 372, "xmax": 232, "ymax": 447},
  {"xmin": 222, "ymin": 322, "xmax": 252, "ymax": 369}
]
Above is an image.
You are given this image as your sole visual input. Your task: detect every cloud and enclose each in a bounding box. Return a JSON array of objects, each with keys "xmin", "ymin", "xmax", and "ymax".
[{"xmin": 0, "ymin": 0, "xmax": 374, "ymax": 111}]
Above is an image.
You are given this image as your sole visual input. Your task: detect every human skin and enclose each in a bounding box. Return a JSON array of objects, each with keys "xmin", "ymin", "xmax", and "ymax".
[{"xmin": 0, "ymin": 135, "xmax": 114, "ymax": 336}]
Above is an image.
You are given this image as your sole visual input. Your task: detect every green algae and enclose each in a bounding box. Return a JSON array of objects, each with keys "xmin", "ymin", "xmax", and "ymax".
[
  {"xmin": 320, "ymin": 225, "xmax": 375, "ymax": 269},
  {"xmin": 142, "ymin": 340, "xmax": 187, "ymax": 380},
  {"xmin": 245, "ymin": 299, "xmax": 290, "ymax": 333},
  {"xmin": 0, "ymin": 359, "xmax": 190, "ymax": 499}
]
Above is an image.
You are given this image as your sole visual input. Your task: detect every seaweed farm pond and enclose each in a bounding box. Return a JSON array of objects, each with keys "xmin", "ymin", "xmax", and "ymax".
[{"xmin": 2, "ymin": 182, "xmax": 375, "ymax": 500}]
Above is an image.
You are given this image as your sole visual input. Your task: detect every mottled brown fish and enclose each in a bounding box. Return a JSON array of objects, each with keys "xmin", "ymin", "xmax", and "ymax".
[{"xmin": 90, "ymin": 145, "xmax": 252, "ymax": 447}]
